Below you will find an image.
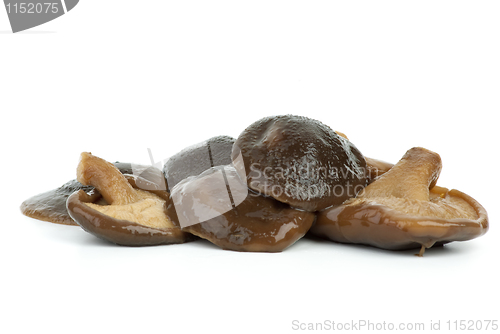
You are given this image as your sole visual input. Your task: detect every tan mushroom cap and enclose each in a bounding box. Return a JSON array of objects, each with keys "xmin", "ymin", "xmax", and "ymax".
[
  {"xmin": 67, "ymin": 153, "xmax": 194, "ymax": 246},
  {"xmin": 311, "ymin": 147, "xmax": 488, "ymax": 252}
]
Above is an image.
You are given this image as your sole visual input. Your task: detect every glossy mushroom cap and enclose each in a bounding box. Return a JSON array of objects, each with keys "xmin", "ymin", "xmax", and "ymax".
[
  {"xmin": 67, "ymin": 153, "xmax": 193, "ymax": 246},
  {"xmin": 311, "ymin": 147, "xmax": 489, "ymax": 252},
  {"xmin": 163, "ymin": 135, "xmax": 235, "ymax": 190},
  {"xmin": 232, "ymin": 115, "xmax": 367, "ymax": 211},
  {"xmin": 21, "ymin": 180, "xmax": 95, "ymax": 226},
  {"xmin": 20, "ymin": 162, "xmax": 156, "ymax": 226},
  {"xmin": 165, "ymin": 165, "xmax": 316, "ymax": 252}
]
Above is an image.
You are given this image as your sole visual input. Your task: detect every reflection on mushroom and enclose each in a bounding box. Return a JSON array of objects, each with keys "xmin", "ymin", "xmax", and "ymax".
[
  {"xmin": 20, "ymin": 162, "xmax": 154, "ymax": 226},
  {"xmin": 17, "ymin": 113, "xmax": 490, "ymax": 256},
  {"xmin": 165, "ymin": 165, "xmax": 316, "ymax": 252},
  {"xmin": 232, "ymin": 115, "xmax": 367, "ymax": 211},
  {"xmin": 67, "ymin": 153, "xmax": 194, "ymax": 246},
  {"xmin": 163, "ymin": 135, "xmax": 235, "ymax": 190},
  {"xmin": 310, "ymin": 147, "xmax": 488, "ymax": 255}
]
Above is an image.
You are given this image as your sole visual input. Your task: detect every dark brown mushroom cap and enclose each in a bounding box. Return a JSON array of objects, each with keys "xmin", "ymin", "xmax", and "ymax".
[
  {"xmin": 165, "ymin": 165, "xmax": 316, "ymax": 252},
  {"xmin": 232, "ymin": 115, "xmax": 367, "ymax": 211},
  {"xmin": 20, "ymin": 162, "xmax": 155, "ymax": 226},
  {"xmin": 20, "ymin": 179, "xmax": 95, "ymax": 226},
  {"xmin": 311, "ymin": 147, "xmax": 489, "ymax": 251},
  {"xmin": 67, "ymin": 175, "xmax": 194, "ymax": 246},
  {"xmin": 163, "ymin": 135, "xmax": 235, "ymax": 190}
]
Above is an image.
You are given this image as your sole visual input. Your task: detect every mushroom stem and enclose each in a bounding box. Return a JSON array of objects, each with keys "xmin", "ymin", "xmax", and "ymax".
[
  {"xmin": 359, "ymin": 147, "xmax": 442, "ymax": 202},
  {"xmin": 77, "ymin": 152, "xmax": 138, "ymax": 205},
  {"xmin": 416, "ymin": 245, "xmax": 426, "ymax": 257}
]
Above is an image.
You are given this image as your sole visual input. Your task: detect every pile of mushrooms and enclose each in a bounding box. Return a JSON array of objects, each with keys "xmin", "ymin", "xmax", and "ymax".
[{"xmin": 20, "ymin": 115, "xmax": 489, "ymax": 255}]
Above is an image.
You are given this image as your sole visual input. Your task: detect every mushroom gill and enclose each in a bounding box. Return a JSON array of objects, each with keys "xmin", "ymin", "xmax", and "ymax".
[
  {"xmin": 67, "ymin": 152, "xmax": 194, "ymax": 246},
  {"xmin": 310, "ymin": 147, "xmax": 488, "ymax": 255},
  {"xmin": 20, "ymin": 162, "xmax": 155, "ymax": 226}
]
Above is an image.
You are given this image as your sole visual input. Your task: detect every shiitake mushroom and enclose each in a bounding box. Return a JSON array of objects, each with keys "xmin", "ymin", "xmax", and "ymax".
[
  {"xmin": 310, "ymin": 147, "xmax": 489, "ymax": 255},
  {"xmin": 20, "ymin": 162, "xmax": 155, "ymax": 226},
  {"xmin": 165, "ymin": 165, "xmax": 315, "ymax": 252},
  {"xmin": 19, "ymin": 115, "xmax": 489, "ymax": 255},
  {"xmin": 67, "ymin": 153, "xmax": 194, "ymax": 246},
  {"xmin": 163, "ymin": 135, "xmax": 235, "ymax": 190},
  {"xmin": 232, "ymin": 115, "xmax": 367, "ymax": 211}
]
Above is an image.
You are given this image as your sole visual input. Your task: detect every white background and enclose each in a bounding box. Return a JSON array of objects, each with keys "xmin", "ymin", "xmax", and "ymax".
[{"xmin": 1, "ymin": 1, "xmax": 499, "ymax": 333}]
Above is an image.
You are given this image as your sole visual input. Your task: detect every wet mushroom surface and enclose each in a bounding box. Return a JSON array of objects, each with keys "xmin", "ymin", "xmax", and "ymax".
[
  {"xmin": 67, "ymin": 153, "xmax": 194, "ymax": 246},
  {"xmin": 310, "ymin": 147, "xmax": 489, "ymax": 254},
  {"xmin": 232, "ymin": 115, "xmax": 367, "ymax": 211},
  {"xmin": 163, "ymin": 135, "xmax": 235, "ymax": 190},
  {"xmin": 165, "ymin": 165, "xmax": 316, "ymax": 252},
  {"xmin": 18, "ymin": 115, "xmax": 490, "ymax": 255},
  {"xmin": 20, "ymin": 162, "xmax": 155, "ymax": 226}
]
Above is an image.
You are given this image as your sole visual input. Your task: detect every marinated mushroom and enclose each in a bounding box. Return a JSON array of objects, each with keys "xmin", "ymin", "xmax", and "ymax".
[
  {"xmin": 19, "ymin": 113, "xmax": 490, "ymax": 256},
  {"xmin": 310, "ymin": 147, "xmax": 489, "ymax": 255},
  {"xmin": 67, "ymin": 153, "xmax": 193, "ymax": 246},
  {"xmin": 163, "ymin": 135, "xmax": 235, "ymax": 190},
  {"xmin": 165, "ymin": 165, "xmax": 316, "ymax": 252},
  {"xmin": 20, "ymin": 162, "xmax": 155, "ymax": 226},
  {"xmin": 232, "ymin": 115, "xmax": 367, "ymax": 211}
]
